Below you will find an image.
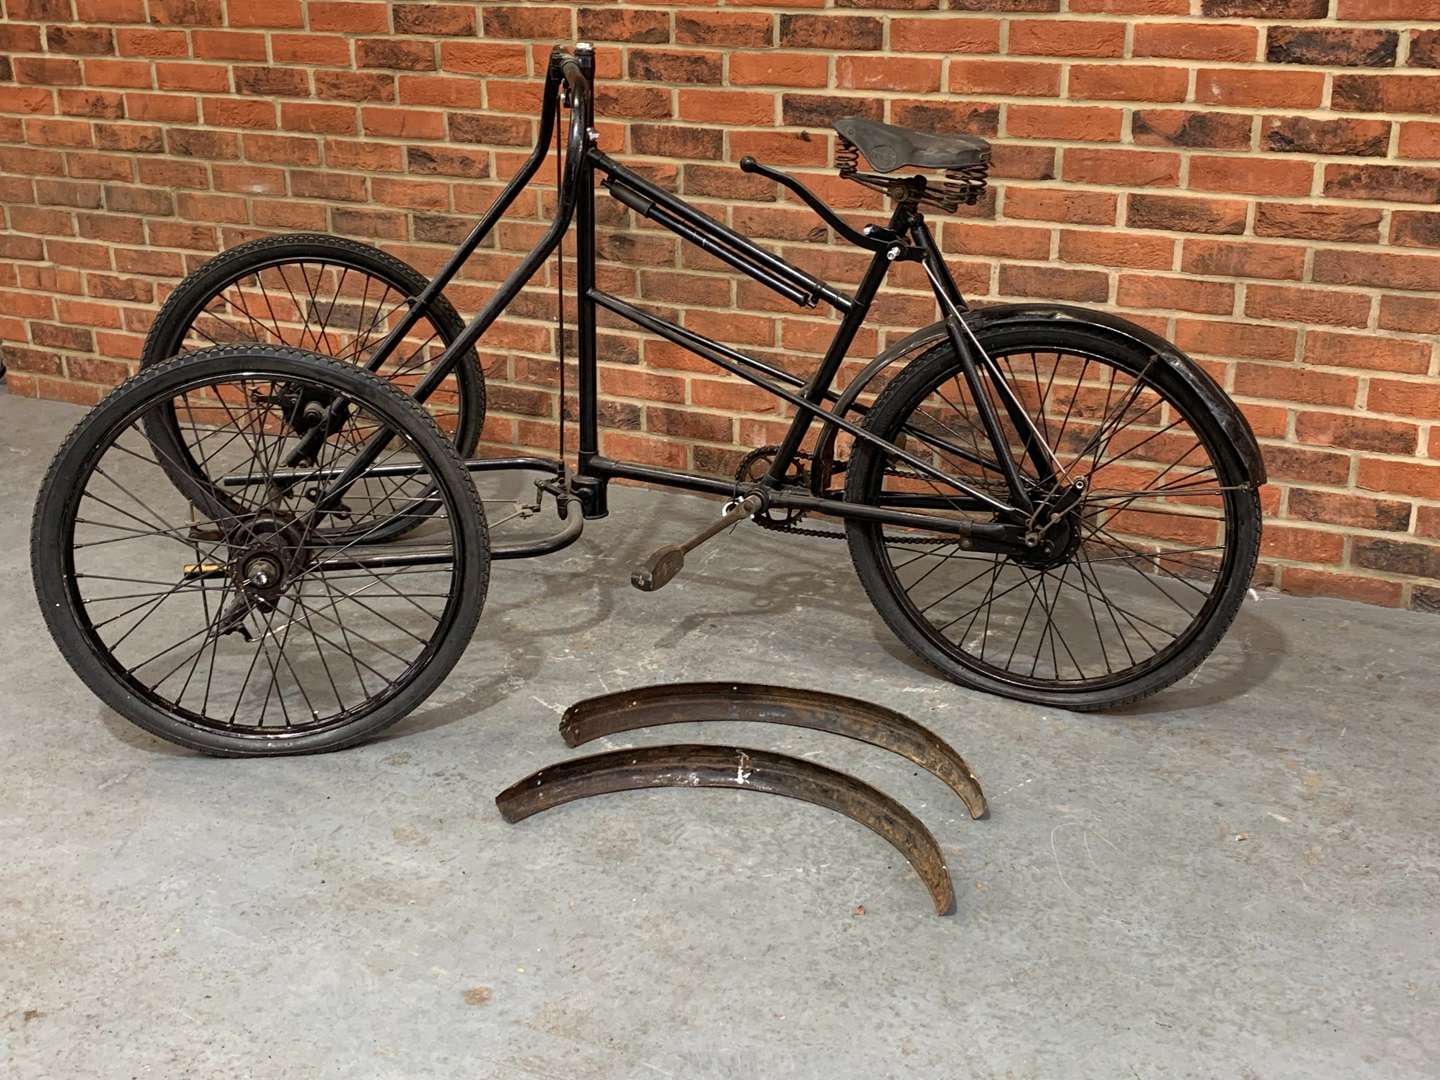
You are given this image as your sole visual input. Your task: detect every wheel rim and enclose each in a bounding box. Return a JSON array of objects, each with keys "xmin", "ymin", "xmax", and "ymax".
[
  {"xmin": 60, "ymin": 366, "xmax": 474, "ymax": 738},
  {"xmin": 865, "ymin": 345, "xmax": 1248, "ymax": 694},
  {"xmin": 148, "ymin": 255, "xmax": 476, "ymax": 540}
]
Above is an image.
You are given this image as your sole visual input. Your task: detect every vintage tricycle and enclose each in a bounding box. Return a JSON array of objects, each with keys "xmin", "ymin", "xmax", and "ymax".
[{"xmin": 30, "ymin": 45, "xmax": 1265, "ymax": 755}]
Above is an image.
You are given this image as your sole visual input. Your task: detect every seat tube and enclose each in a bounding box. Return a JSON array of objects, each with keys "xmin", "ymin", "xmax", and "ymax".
[
  {"xmin": 763, "ymin": 206, "xmax": 908, "ymax": 484},
  {"xmin": 574, "ymin": 42, "xmax": 600, "ymax": 463}
]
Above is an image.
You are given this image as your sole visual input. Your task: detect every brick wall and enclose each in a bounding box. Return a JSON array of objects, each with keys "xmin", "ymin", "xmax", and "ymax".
[{"xmin": 1, "ymin": 0, "xmax": 1439, "ymax": 610}]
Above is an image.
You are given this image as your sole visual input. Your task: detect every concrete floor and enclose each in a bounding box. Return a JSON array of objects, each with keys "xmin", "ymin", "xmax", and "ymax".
[{"xmin": 1, "ymin": 387, "xmax": 1436, "ymax": 1079}]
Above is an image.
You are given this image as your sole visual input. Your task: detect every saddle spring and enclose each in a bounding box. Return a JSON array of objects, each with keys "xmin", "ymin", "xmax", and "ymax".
[{"xmin": 836, "ymin": 138, "xmax": 989, "ymax": 214}]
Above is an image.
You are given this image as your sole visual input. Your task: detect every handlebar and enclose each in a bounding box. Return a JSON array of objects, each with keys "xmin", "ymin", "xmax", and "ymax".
[{"xmin": 739, "ymin": 156, "xmax": 893, "ymax": 253}]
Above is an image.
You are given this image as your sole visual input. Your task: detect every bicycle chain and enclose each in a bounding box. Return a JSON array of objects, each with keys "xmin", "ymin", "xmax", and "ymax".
[{"xmin": 734, "ymin": 445, "xmax": 977, "ymax": 545}]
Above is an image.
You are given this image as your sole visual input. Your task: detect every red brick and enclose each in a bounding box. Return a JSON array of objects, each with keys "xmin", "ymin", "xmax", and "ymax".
[
  {"xmin": 1337, "ymin": 0, "xmax": 1440, "ymax": 16},
  {"xmin": 1188, "ymin": 155, "xmax": 1313, "ymax": 197},
  {"xmin": 1203, "ymin": 0, "xmax": 1328, "ymax": 15},
  {"xmin": 358, "ymin": 40, "xmax": 436, "ymax": 71},
  {"xmin": 1004, "ymin": 188, "xmax": 1116, "ymax": 225},
  {"xmin": 1118, "ymin": 274, "xmax": 1234, "ymax": 314},
  {"xmin": 1181, "ymin": 239, "xmax": 1306, "ymax": 281},
  {"xmin": 1175, "ymin": 320, "xmax": 1297, "ymax": 361},
  {"xmin": 44, "ymin": 26, "xmax": 115, "ymax": 55},
  {"xmin": 309, "ymin": 3, "xmax": 390, "ymax": 33},
  {"xmin": 1233, "ymin": 364, "xmax": 1358, "ymax": 407},
  {"xmin": 942, "ymin": 222, "xmax": 1051, "ymax": 259},
  {"xmin": 1413, "ymin": 30, "xmax": 1440, "ymax": 70},
  {"xmin": 1323, "ymin": 164, "xmax": 1440, "ymax": 205},
  {"xmin": 1058, "ymin": 230, "xmax": 1175, "ymax": 269},
  {"xmin": 393, "ymin": 3, "xmax": 475, "ymax": 36},
  {"xmin": 1303, "ymin": 330, "xmax": 1433, "ymax": 376},
  {"xmin": 574, "ymin": 8, "xmax": 665, "ymax": 44},
  {"xmin": 147, "ymin": 0, "xmax": 223, "ymax": 26},
  {"xmin": 1397, "ymin": 121, "xmax": 1440, "ymax": 160},
  {"xmin": 439, "ymin": 42, "xmax": 526, "ymax": 76},
  {"xmin": 1062, "ymin": 148, "xmax": 1179, "ymax": 187},
  {"xmin": 397, "ymin": 76, "xmax": 483, "ymax": 109},
  {"xmin": 1196, "ymin": 68, "xmax": 1325, "ymax": 109},
  {"xmin": 1279, "ymin": 568, "xmax": 1402, "ymax": 607},
  {"xmin": 192, "ymin": 30, "xmax": 266, "ymax": 61},
  {"xmin": 1006, "ymin": 105, "xmax": 1123, "ymax": 142},
  {"xmin": 1009, "ymin": 20, "xmax": 1124, "ymax": 57},
  {"xmin": 889, "ymin": 17, "xmax": 1000, "ymax": 54},
  {"xmin": 154, "ymin": 61, "xmax": 228, "ymax": 92},
  {"xmin": 114, "ymin": 28, "xmax": 187, "ymax": 57},
  {"xmin": 1333, "ymin": 74, "xmax": 1440, "ymax": 115},
  {"xmin": 999, "ymin": 264, "xmax": 1109, "ymax": 303},
  {"xmin": 949, "ymin": 60, "xmax": 1060, "ymax": 97},
  {"xmin": 1312, "ymin": 249, "xmax": 1440, "ymax": 293},
  {"xmin": 201, "ymin": 98, "xmax": 275, "ymax": 128},
  {"xmin": 676, "ymin": 12, "xmax": 773, "ymax": 48},
  {"xmin": 1261, "ymin": 525, "xmax": 1345, "ymax": 566},
  {"xmin": 682, "ymin": 90, "xmax": 773, "ymax": 127},
  {"xmin": 1253, "ymin": 203, "xmax": 1381, "ymax": 244},
  {"xmin": 1267, "ymin": 26, "xmax": 1398, "ymax": 68},
  {"xmin": 1127, "ymin": 194, "xmax": 1247, "ymax": 235},
  {"xmin": 836, "ymin": 56, "xmax": 941, "ymax": 93},
  {"xmin": 1135, "ymin": 23, "xmax": 1257, "ymax": 62},
  {"xmin": 1264, "ymin": 115, "xmax": 1391, "ymax": 157},
  {"xmin": 1069, "ymin": 65, "xmax": 1190, "ymax": 103},
  {"xmin": 1378, "ymin": 295, "xmax": 1440, "ymax": 335},
  {"xmin": 779, "ymin": 15, "xmax": 883, "ymax": 51},
  {"xmin": 1365, "ymin": 380, "xmax": 1440, "ymax": 423},
  {"xmin": 280, "ymin": 102, "xmax": 356, "ymax": 135},
  {"xmin": 1295, "ymin": 411, "xmax": 1417, "ymax": 454},
  {"xmin": 630, "ymin": 49, "xmax": 723, "ymax": 86},
  {"xmin": 1357, "ymin": 460, "xmax": 1440, "ymax": 502},
  {"xmin": 226, "ymin": 0, "xmax": 303, "ymax": 27},
  {"xmin": 483, "ymin": 6, "xmax": 573, "ymax": 39},
  {"xmin": 1246, "ymin": 284, "xmax": 1372, "ymax": 328}
]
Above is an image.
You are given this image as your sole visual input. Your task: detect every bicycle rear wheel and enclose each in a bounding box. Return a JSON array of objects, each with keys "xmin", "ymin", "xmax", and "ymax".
[
  {"xmin": 32, "ymin": 345, "xmax": 489, "ymax": 755},
  {"xmin": 140, "ymin": 233, "xmax": 485, "ymax": 543},
  {"xmin": 844, "ymin": 322, "xmax": 1261, "ymax": 710}
]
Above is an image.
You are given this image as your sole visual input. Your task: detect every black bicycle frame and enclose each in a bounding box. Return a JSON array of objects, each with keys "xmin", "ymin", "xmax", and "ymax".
[{"xmin": 289, "ymin": 45, "xmax": 1043, "ymax": 557}]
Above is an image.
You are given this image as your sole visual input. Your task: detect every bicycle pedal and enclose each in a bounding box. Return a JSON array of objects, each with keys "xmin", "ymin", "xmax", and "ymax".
[
  {"xmin": 630, "ymin": 493, "xmax": 763, "ymax": 593},
  {"xmin": 631, "ymin": 544, "xmax": 685, "ymax": 592}
]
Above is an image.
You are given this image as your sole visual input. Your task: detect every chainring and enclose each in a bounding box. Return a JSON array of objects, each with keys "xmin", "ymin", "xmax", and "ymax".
[{"xmin": 734, "ymin": 445, "xmax": 812, "ymax": 530}]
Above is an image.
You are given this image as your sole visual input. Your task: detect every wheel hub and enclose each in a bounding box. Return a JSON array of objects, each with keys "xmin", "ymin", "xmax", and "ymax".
[
  {"xmin": 1013, "ymin": 477, "xmax": 1088, "ymax": 570},
  {"xmin": 228, "ymin": 515, "xmax": 307, "ymax": 612}
]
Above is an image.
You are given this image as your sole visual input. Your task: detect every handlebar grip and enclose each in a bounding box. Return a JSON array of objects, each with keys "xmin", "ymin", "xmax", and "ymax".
[{"xmin": 738, "ymin": 155, "xmax": 758, "ymax": 173}]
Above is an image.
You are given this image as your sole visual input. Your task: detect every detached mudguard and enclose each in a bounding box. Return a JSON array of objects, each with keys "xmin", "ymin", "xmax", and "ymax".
[
  {"xmin": 495, "ymin": 744, "xmax": 957, "ymax": 915},
  {"xmin": 824, "ymin": 303, "xmax": 1267, "ymax": 487},
  {"xmin": 559, "ymin": 682, "xmax": 986, "ymax": 819}
]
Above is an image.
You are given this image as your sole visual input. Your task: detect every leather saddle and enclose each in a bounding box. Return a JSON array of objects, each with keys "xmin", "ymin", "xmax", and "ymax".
[{"xmin": 832, "ymin": 116, "xmax": 992, "ymax": 175}]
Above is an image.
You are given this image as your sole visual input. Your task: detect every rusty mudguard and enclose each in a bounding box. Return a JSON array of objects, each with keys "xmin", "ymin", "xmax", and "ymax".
[
  {"xmin": 558, "ymin": 682, "xmax": 987, "ymax": 819},
  {"xmin": 495, "ymin": 743, "xmax": 956, "ymax": 915}
]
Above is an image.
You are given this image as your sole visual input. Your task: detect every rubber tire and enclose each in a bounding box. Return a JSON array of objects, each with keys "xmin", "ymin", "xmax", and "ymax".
[
  {"xmin": 844, "ymin": 323, "xmax": 1262, "ymax": 712},
  {"xmin": 140, "ymin": 233, "xmax": 485, "ymax": 543},
  {"xmin": 32, "ymin": 344, "xmax": 491, "ymax": 757}
]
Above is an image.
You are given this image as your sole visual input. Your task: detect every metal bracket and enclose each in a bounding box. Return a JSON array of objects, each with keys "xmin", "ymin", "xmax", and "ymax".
[
  {"xmin": 559, "ymin": 682, "xmax": 986, "ymax": 819},
  {"xmin": 494, "ymin": 744, "xmax": 957, "ymax": 915}
]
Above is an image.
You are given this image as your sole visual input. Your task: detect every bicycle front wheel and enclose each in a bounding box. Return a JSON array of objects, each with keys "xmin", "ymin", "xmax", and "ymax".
[{"xmin": 844, "ymin": 322, "xmax": 1261, "ymax": 710}]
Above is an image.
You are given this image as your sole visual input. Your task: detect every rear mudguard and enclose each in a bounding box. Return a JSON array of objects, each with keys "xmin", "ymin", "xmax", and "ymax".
[
  {"xmin": 559, "ymin": 682, "xmax": 986, "ymax": 819},
  {"xmin": 495, "ymin": 744, "xmax": 957, "ymax": 915},
  {"xmin": 817, "ymin": 303, "xmax": 1266, "ymax": 488}
]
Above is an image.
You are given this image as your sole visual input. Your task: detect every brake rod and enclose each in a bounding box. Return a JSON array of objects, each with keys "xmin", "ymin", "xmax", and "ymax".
[
  {"xmin": 559, "ymin": 682, "xmax": 986, "ymax": 820},
  {"xmin": 495, "ymin": 744, "xmax": 957, "ymax": 915}
]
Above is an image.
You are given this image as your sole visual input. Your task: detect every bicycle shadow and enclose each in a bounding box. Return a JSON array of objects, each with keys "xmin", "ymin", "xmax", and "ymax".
[{"xmin": 869, "ymin": 601, "xmax": 1284, "ymax": 715}]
